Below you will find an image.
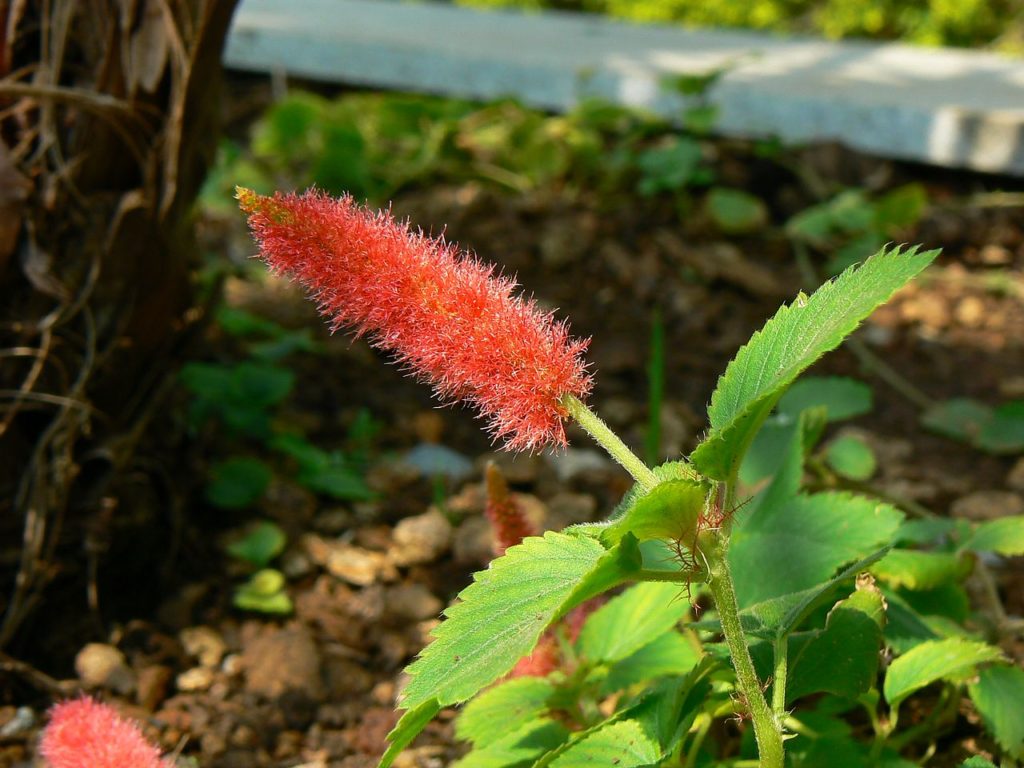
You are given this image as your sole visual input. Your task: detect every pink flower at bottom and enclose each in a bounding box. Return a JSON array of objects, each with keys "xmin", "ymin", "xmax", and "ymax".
[{"xmin": 39, "ymin": 697, "xmax": 164, "ymax": 768}]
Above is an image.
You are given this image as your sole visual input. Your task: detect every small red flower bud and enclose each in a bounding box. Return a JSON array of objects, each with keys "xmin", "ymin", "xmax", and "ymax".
[
  {"xmin": 484, "ymin": 462, "xmax": 535, "ymax": 555},
  {"xmin": 39, "ymin": 697, "xmax": 164, "ymax": 768},
  {"xmin": 238, "ymin": 188, "xmax": 592, "ymax": 451}
]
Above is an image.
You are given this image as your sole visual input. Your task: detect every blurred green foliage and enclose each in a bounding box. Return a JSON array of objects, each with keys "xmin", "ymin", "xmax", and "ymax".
[
  {"xmin": 202, "ymin": 91, "xmax": 721, "ymax": 209},
  {"xmin": 454, "ymin": 0, "xmax": 1021, "ymax": 51}
]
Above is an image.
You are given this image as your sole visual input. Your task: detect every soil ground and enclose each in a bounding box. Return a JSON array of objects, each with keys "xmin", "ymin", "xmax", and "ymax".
[{"xmin": 1, "ymin": 78, "xmax": 1023, "ymax": 768}]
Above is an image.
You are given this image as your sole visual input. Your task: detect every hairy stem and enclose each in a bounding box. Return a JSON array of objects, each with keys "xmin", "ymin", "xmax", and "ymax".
[
  {"xmin": 705, "ymin": 534, "xmax": 785, "ymax": 768},
  {"xmin": 562, "ymin": 395, "xmax": 658, "ymax": 491},
  {"xmin": 771, "ymin": 636, "xmax": 789, "ymax": 721}
]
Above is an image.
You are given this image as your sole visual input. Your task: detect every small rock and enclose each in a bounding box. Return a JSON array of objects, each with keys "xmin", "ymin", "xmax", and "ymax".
[
  {"xmin": 179, "ymin": 626, "xmax": 227, "ymax": 668},
  {"xmin": 385, "ymin": 584, "xmax": 442, "ymax": 622},
  {"xmin": 176, "ymin": 666, "xmax": 214, "ymax": 692},
  {"xmin": 280, "ymin": 548, "xmax": 313, "ymax": 579},
  {"xmin": 222, "ymin": 653, "xmax": 244, "ymax": 676},
  {"xmin": 951, "ymin": 490, "xmax": 1024, "ymax": 522},
  {"xmin": 75, "ymin": 643, "xmax": 136, "ymax": 694},
  {"xmin": 0, "ymin": 707, "xmax": 34, "ymax": 738},
  {"xmin": 324, "ymin": 658, "xmax": 375, "ymax": 699},
  {"xmin": 402, "ymin": 443, "xmax": 475, "ymax": 483},
  {"xmin": 979, "ymin": 243, "xmax": 1012, "ymax": 265},
  {"xmin": 136, "ymin": 665, "xmax": 173, "ymax": 710},
  {"xmin": 371, "ymin": 680, "xmax": 395, "ymax": 706},
  {"xmin": 241, "ymin": 624, "xmax": 324, "ymax": 701},
  {"xmin": 453, "ymin": 516, "xmax": 496, "ymax": 565},
  {"xmin": 902, "ymin": 293, "xmax": 949, "ymax": 329},
  {"xmin": 955, "ymin": 296, "xmax": 986, "ymax": 328},
  {"xmin": 547, "ymin": 448, "xmax": 614, "ymax": 483},
  {"xmin": 389, "ymin": 509, "xmax": 452, "ymax": 566},
  {"xmin": 327, "ymin": 544, "xmax": 394, "ymax": 586},
  {"xmin": 545, "ymin": 492, "xmax": 597, "ymax": 531},
  {"xmin": 1007, "ymin": 458, "xmax": 1024, "ymax": 493}
]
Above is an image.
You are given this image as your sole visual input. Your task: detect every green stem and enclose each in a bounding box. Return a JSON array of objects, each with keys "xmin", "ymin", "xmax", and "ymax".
[
  {"xmin": 635, "ymin": 568, "xmax": 700, "ymax": 584},
  {"xmin": 705, "ymin": 534, "xmax": 785, "ymax": 768},
  {"xmin": 562, "ymin": 395, "xmax": 658, "ymax": 491},
  {"xmin": 771, "ymin": 635, "xmax": 788, "ymax": 722}
]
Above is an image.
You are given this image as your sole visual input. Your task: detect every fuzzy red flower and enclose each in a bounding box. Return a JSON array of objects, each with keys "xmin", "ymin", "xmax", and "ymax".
[
  {"xmin": 238, "ymin": 188, "xmax": 592, "ymax": 451},
  {"xmin": 39, "ymin": 697, "xmax": 164, "ymax": 768}
]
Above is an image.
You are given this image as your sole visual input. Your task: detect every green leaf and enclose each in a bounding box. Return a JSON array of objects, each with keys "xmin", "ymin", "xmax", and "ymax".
[
  {"xmin": 233, "ymin": 569, "xmax": 292, "ymax": 614},
  {"xmin": 966, "ymin": 515, "xmax": 1024, "ymax": 556},
  {"xmin": 180, "ymin": 362, "xmax": 233, "ymax": 398},
  {"xmin": 705, "ymin": 187, "xmax": 767, "ymax": 234},
  {"xmin": 883, "ymin": 638, "xmax": 1004, "ymax": 708},
  {"xmin": 729, "ymin": 418, "xmax": 903, "ymax": 605},
  {"xmin": 882, "ymin": 589, "xmax": 941, "ymax": 654},
  {"xmin": 921, "ymin": 398, "xmax": 992, "ymax": 442},
  {"xmin": 874, "ymin": 183, "xmax": 927, "ymax": 232},
  {"xmin": 978, "ymin": 401, "xmax": 1024, "ymax": 454},
  {"xmin": 777, "ymin": 376, "xmax": 873, "ymax": 422},
  {"xmin": 894, "ymin": 517, "xmax": 956, "ymax": 546},
  {"xmin": 216, "ymin": 306, "xmax": 283, "ymax": 338},
  {"xmin": 379, "ymin": 699, "xmax": 442, "ymax": 768},
  {"xmin": 599, "ymin": 478, "xmax": 709, "ymax": 546},
  {"xmin": 231, "ymin": 362, "xmax": 295, "ymax": 408},
  {"xmin": 548, "ymin": 719, "xmax": 660, "ymax": 768},
  {"xmin": 206, "ymin": 457, "xmax": 272, "ymax": 509},
  {"xmin": 968, "ymin": 664, "xmax": 1024, "ymax": 759},
  {"xmin": 785, "ymin": 586, "xmax": 886, "ymax": 703},
  {"xmin": 696, "ymin": 546, "xmax": 889, "ymax": 642},
  {"xmin": 578, "ymin": 582, "xmax": 690, "ymax": 664},
  {"xmin": 455, "ymin": 677, "xmax": 556, "ymax": 747},
  {"xmin": 453, "ymin": 719, "xmax": 570, "ymax": 768},
  {"xmin": 692, "ymin": 245, "xmax": 937, "ymax": 480},
  {"xmin": 226, "ymin": 520, "xmax": 287, "ymax": 567},
  {"xmin": 826, "ymin": 435, "xmax": 877, "ymax": 481},
  {"xmin": 400, "ymin": 532, "xmax": 635, "ymax": 710},
  {"xmin": 960, "ymin": 758, "xmax": 998, "ymax": 768},
  {"xmin": 871, "ymin": 550, "xmax": 969, "ymax": 590},
  {"xmin": 602, "ymin": 631, "xmax": 700, "ymax": 693}
]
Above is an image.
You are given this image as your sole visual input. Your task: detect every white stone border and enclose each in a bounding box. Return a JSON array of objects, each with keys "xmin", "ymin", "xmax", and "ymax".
[{"xmin": 225, "ymin": 0, "xmax": 1024, "ymax": 175}]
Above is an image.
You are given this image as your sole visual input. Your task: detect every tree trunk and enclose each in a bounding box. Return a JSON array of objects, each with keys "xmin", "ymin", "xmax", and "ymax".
[{"xmin": 0, "ymin": 0, "xmax": 239, "ymax": 649}]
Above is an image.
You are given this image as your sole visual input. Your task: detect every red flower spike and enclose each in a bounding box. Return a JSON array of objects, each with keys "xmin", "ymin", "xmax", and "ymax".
[
  {"xmin": 237, "ymin": 188, "xmax": 592, "ymax": 452},
  {"xmin": 39, "ymin": 697, "xmax": 165, "ymax": 768},
  {"xmin": 484, "ymin": 462, "xmax": 535, "ymax": 555}
]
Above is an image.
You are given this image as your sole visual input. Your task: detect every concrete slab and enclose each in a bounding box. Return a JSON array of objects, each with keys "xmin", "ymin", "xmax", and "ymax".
[{"xmin": 224, "ymin": 0, "xmax": 1024, "ymax": 175}]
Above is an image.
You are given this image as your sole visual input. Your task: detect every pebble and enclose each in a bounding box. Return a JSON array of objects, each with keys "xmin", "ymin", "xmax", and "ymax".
[
  {"xmin": 402, "ymin": 443, "xmax": 475, "ymax": 483},
  {"xmin": 75, "ymin": 643, "xmax": 136, "ymax": 694},
  {"xmin": 384, "ymin": 584, "xmax": 442, "ymax": 622},
  {"xmin": 547, "ymin": 448, "xmax": 614, "ymax": 483},
  {"xmin": 452, "ymin": 516, "xmax": 496, "ymax": 565},
  {"xmin": 179, "ymin": 626, "xmax": 227, "ymax": 668},
  {"xmin": 951, "ymin": 490, "xmax": 1024, "ymax": 522},
  {"xmin": 176, "ymin": 666, "xmax": 215, "ymax": 692},
  {"xmin": 327, "ymin": 544, "xmax": 395, "ymax": 586},
  {"xmin": 955, "ymin": 296, "xmax": 986, "ymax": 328},
  {"xmin": 241, "ymin": 624, "xmax": 325, "ymax": 701},
  {"xmin": 0, "ymin": 707, "xmax": 34, "ymax": 737},
  {"xmin": 389, "ymin": 509, "xmax": 452, "ymax": 566}
]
